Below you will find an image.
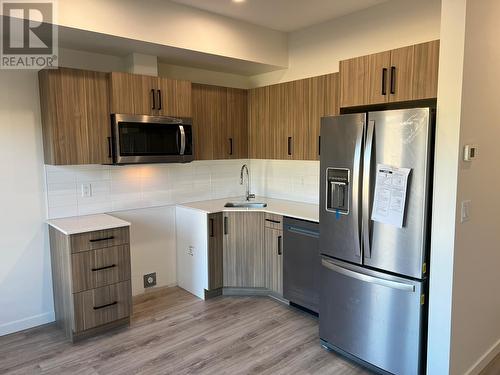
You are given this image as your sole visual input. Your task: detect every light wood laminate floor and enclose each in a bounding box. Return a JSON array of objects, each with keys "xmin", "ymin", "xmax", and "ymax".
[{"xmin": 0, "ymin": 287, "xmax": 371, "ymax": 375}]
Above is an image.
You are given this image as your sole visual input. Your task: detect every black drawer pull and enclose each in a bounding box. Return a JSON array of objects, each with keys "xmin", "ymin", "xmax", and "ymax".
[
  {"xmin": 93, "ymin": 301, "xmax": 117, "ymax": 310},
  {"xmin": 277, "ymin": 235, "xmax": 283, "ymax": 255},
  {"xmin": 89, "ymin": 236, "xmax": 114, "ymax": 243},
  {"xmin": 288, "ymin": 137, "xmax": 292, "ymax": 156},
  {"xmin": 390, "ymin": 66, "xmax": 396, "ymax": 94},
  {"xmin": 265, "ymin": 218, "xmax": 281, "ymax": 224},
  {"xmin": 381, "ymin": 67, "xmax": 388, "ymax": 95},
  {"xmin": 91, "ymin": 264, "xmax": 116, "ymax": 272}
]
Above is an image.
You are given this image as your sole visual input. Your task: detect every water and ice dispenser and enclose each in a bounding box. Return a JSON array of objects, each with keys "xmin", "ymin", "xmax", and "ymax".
[{"xmin": 326, "ymin": 168, "xmax": 349, "ymax": 214}]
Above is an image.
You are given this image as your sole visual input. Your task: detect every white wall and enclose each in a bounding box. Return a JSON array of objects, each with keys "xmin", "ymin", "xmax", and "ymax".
[
  {"xmin": 250, "ymin": 160, "xmax": 320, "ymax": 204},
  {"xmin": 426, "ymin": 0, "xmax": 466, "ymax": 373},
  {"xmin": 449, "ymin": 1, "xmax": 500, "ymax": 373},
  {"xmin": 54, "ymin": 0, "xmax": 288, "ymax": 68},
  {"xmin": 249, "ymin": 0, "xmax": 441, "ymax": 87},
  {"xmin": 0, "ymin": 71, "xmax": 54, "ymax": 336}
]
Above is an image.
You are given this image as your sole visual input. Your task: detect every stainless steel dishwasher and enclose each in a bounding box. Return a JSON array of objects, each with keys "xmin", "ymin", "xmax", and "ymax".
[{"xmin": 283, "ymin": 216, "xmax": 320, "ymax": 313}]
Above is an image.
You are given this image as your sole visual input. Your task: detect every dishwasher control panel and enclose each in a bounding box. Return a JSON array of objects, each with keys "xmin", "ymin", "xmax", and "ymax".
[{"xmin": 326, "ymin": 168, "xmax": 349, "ymax": 215}]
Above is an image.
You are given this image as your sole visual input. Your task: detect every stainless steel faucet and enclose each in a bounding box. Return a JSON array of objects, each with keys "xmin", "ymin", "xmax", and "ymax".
[{"xmin": 240, "ymin": 164, "xmax": 255, "ymax": 201}]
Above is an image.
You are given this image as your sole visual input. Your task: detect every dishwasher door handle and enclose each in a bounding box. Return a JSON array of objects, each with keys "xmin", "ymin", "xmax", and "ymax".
[{"xmin": 286, "ymin": 226, "xmax": 319, "ymax": 238}]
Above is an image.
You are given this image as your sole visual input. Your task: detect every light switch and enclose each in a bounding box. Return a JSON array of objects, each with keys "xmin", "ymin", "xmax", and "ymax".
[
  {"xmin": 81, "ymin": 183, "xmax": 92, "ymax": 198},
  {"xmin": 461, "ymin": 200, "xmax": 471, "ymax": 223}
]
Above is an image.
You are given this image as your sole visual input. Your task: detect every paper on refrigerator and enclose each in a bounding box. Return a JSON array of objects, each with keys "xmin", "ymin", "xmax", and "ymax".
[{"xmin": 371, "ymin": 164, "xmax": 411, "ymax": 228}]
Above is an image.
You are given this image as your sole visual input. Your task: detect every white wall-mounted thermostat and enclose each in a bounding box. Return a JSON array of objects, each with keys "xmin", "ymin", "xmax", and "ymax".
[{"xmin": 464, "ymin": 144, "xmax": 478, "ymax": 161}]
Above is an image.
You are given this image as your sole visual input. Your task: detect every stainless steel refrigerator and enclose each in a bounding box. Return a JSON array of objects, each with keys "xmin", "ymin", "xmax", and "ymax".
[{"xmin": 319, "ymin": 108, "xmax": 434, "ymax": 375}]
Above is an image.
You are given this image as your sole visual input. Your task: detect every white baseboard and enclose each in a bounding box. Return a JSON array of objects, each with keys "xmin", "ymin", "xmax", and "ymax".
[
  {"xmin": 466, "ymin": 337, "xmax": 500, "ymax": 375},
  {"xmin": 0, "ymin": 311, "xmax": 55, "ymax": 336}
]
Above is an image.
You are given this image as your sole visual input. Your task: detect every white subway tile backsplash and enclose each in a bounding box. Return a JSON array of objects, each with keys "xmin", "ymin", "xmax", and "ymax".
[{"xmin": 44, "ymin": 159, "xmax": 320, "ymax": 219}]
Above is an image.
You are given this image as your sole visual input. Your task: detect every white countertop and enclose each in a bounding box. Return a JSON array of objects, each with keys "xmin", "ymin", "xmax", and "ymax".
[
  {"xmin": 178, "ymin": 196, "xmax": 319, "ymax": 223},
  {"xmin": 47, "ymin": 214, "xmax": 131, "ymax": 235}
]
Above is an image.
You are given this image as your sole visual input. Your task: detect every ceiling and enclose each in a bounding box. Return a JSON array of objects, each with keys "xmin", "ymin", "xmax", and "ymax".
[{"xmin": 171, "ymin": 0, "xmax": 389, "ymax": 32}]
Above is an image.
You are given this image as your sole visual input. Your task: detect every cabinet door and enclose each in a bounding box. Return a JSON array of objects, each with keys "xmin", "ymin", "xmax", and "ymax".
[
  {"xmin": 248, "ymin": 86, "xmax": 269, "ymax": 159},
  {"xmin": 223, "ymin": 212, "xmax": 265, "ymax": 288},
  {"xmin": 285, "ymin": 80, "xmax": 308, "ymax": 160},
  {"xmin": 109, "ymin": 72, "xmax": 135, "ymax": 115},
  {"xmin": 388, "ymin": 45, "xmax": 414, "ymax": 103},
  {"xmin": 367, "ymin": 50, "xmax": 391, "ymax": 105},
  {"xmin": 226, "ymin": 88, "xmax": 248, "ymax": 159},
  {"xmin": 207, "ymin": 213, "xmax": 223, "ymax": 290},
  {"xmin": 307, "ymin": 75, "xmax": 326, "ymax": 160},
  {"xmin": 268, "ymin": 83, "xmax": 286, "ymax": 159},
  {"xmin": 84, "ymin": 70, "xmax": 111, "ymax": 164},
  {"xmin": 339, "ymin": 55, "xmax": 369, "ymax": 108},
  {"xmin": 264, "ymin": 227, "xmax": 283, "ymax": 295},
  {"xmin": 157, "ymin": 78, "xmax": 192, "ymax": 117},
  {"xmin": 40, "ymin": 68, "xmax": 86, "ymax": 165},
  {"xmin": 132, "ymin": 74, "xmax": 158, "ymax": 115},
  {"xmin": 192, "ymin": 84, "xmax": 226, "ymax": 160},
  {"xmin": 412, "ymin": 40, "xmax": 440, "ymax": 100}
]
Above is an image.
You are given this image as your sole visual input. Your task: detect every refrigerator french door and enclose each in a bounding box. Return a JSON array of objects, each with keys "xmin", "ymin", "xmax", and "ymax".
[{"xmin": 319, "ymin": 108, "xmax": 434, "ymax": 375}]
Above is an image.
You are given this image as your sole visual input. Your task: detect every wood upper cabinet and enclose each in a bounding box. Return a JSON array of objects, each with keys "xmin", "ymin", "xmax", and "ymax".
[
  {"xmin": 249, "ymin": 73, "xmax": 339, "ymax": 161},
  {"xmin": 223, "ymin": 212, "xmax": 265, "ymax": 288},
  {"xmin": 340, "ymin": 40, "xmax": 440, "ymax": 108},
  {"xmin": 39, "ymin": 67, "xmax": 111, "ymax": 165},
  {"xmin": 248, "ymin": 86, "xmax": 269, "ymax": 159},
  {"xmin": 157, "ymin": 77, "xmax": 192, "ymax": 117},
  {"xmin": 226, "ymin": 88, "xmax": 248, "ymax": 159},
  {"xmin": 413, "ymin": 40, "xmax": 440, "ymax": 100},
  {"xmin": 367, "ymin": 51, "xmax": 391, "ymax": 105},
  {"xmin": 339, "ymin": 54, "xmax": 369, "ymax": 108},
  {"xmin": 192, "ymin": 84, "xmax": 247, "ymax": 160},
  {"xmin": 109, "ymin": 72, "xmax": 191, "ymax": 117}
]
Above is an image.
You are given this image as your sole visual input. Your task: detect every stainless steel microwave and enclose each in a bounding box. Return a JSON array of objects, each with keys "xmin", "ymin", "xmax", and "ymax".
[{"xmin": 110, "ymin": 114, "xmax": 193, "ymax": 164}]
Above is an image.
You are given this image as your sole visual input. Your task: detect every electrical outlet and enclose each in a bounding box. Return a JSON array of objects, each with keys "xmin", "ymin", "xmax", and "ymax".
[
  {"xmin": 187, "ymin": 246, "xmax": 194, "ymax": 256},
  {"xmin": 81, "ymin": 183, "xmax": 92, "ymax": 198},
  {"xmin": 461, "ymin": 200, "xmax": 471, "ymax": 223},
  {"xmin": 143, "ymin": 272, "xmax": 157, "ymax": 288}
]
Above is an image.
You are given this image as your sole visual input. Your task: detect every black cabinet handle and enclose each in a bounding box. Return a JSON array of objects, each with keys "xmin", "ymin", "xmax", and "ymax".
[
  {"xmin": 277, "ymin": 235, "xmax": 282, "ymax": 255},
  {"xmin": 151, "ymin": 89, "xmax": 156, "ymax": 110},
  {"xmin": 229, "ymin": 138, "xmax": 233, "ymax": 155},
  {"xmin": 107, "ymin": 136, "xmax": 112, "ymax": 158},
  {"xmin": 287, "ymin": 137, "xmax": 292, "ymax": 156},
  {"xmin": 381, "ymin": 68, "xmax": 388, "ymax": 95},
  {"xmin": 93, "ymin": 301, "xmax": 117, "ymax": 310},
  {"xmin": 390, "ymin": 66, "xmax": 396, "ymax": 94},
  {"xmin": 209, "ymin": 218, "xmax": 214, "ymax": 237},
  {"xmin": 92, "ymin": 264, "xmax": 116, "ymax": 272},
  {"xmin": 89, "ymin": 236, "xmax": 114, "ymax": 243},
  {"xmin": 318, "ymin": 136, "xmax": 321, "ymax": 156},
  {"xmin": 224, "ymin": 216, "xmax": 228, "ymax": 235},
  {"xmin": 265, "ymin": 218, "xmax": 281, "ymax": 224},
  {"xmin": 157, "ymin": 90, "xmax": 162, "ymax": 110}
]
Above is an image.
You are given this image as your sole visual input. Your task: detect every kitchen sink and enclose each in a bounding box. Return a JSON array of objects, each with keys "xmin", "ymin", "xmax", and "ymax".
[{"xmin": 224, "ymin": 202, "xmax": 268, "ymax": 208}]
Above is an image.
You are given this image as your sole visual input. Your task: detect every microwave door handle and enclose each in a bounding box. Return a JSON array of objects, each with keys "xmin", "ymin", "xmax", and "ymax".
[{"xmin": 178, "ymin": 125, "xmax": 186, "ymax": 155}]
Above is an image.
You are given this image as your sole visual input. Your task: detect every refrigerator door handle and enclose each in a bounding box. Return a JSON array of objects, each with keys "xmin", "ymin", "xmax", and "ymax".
[
  {"xmin": 352, "ymin": 125, "xmax": 363, "ymax": 258},
  {"xmin": 321, "ymin": 258, "xmax": 415, "ymax": 292},
  {"xmin": 363, "ymin": 120, "xmax": 375, "ymax": 258}
]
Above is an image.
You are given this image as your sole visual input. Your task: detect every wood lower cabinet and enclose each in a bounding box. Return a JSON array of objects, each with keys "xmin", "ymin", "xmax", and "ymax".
[
  {"xmin": 39, "ymin": 68, "xmax": 111, "ymax": 165},
  {"xmin": 340, "ymin": 40, "xmax": 440, "ymax": 108},
  {"xmin": 207, "ymin": 213, "xmax": 223, "ymax": 291},
  {"xmin": 192, "ymin": 84, "xmax": 248, "ymax": 160},
  {"xmin": 49, "ymin": 225, "xmax": 132, "ymax": 342},
  {"xmin": 223, "ymin": 212, "xmax": 265, "ymax": 288},
  {"xmin": 264, "ymin": 214, "xmax": 283, "ymax": 295}
]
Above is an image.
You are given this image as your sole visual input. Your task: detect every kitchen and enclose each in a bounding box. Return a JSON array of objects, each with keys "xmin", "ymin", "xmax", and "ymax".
[{"xmin": 1, "ymin": 0, "xmax": 500, "ymax": 374}]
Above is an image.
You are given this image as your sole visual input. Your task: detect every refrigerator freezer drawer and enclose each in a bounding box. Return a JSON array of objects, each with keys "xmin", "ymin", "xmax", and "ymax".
[{"xmin": 319, "ymin": 257, "xmax": 426, "ymax": 375}]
